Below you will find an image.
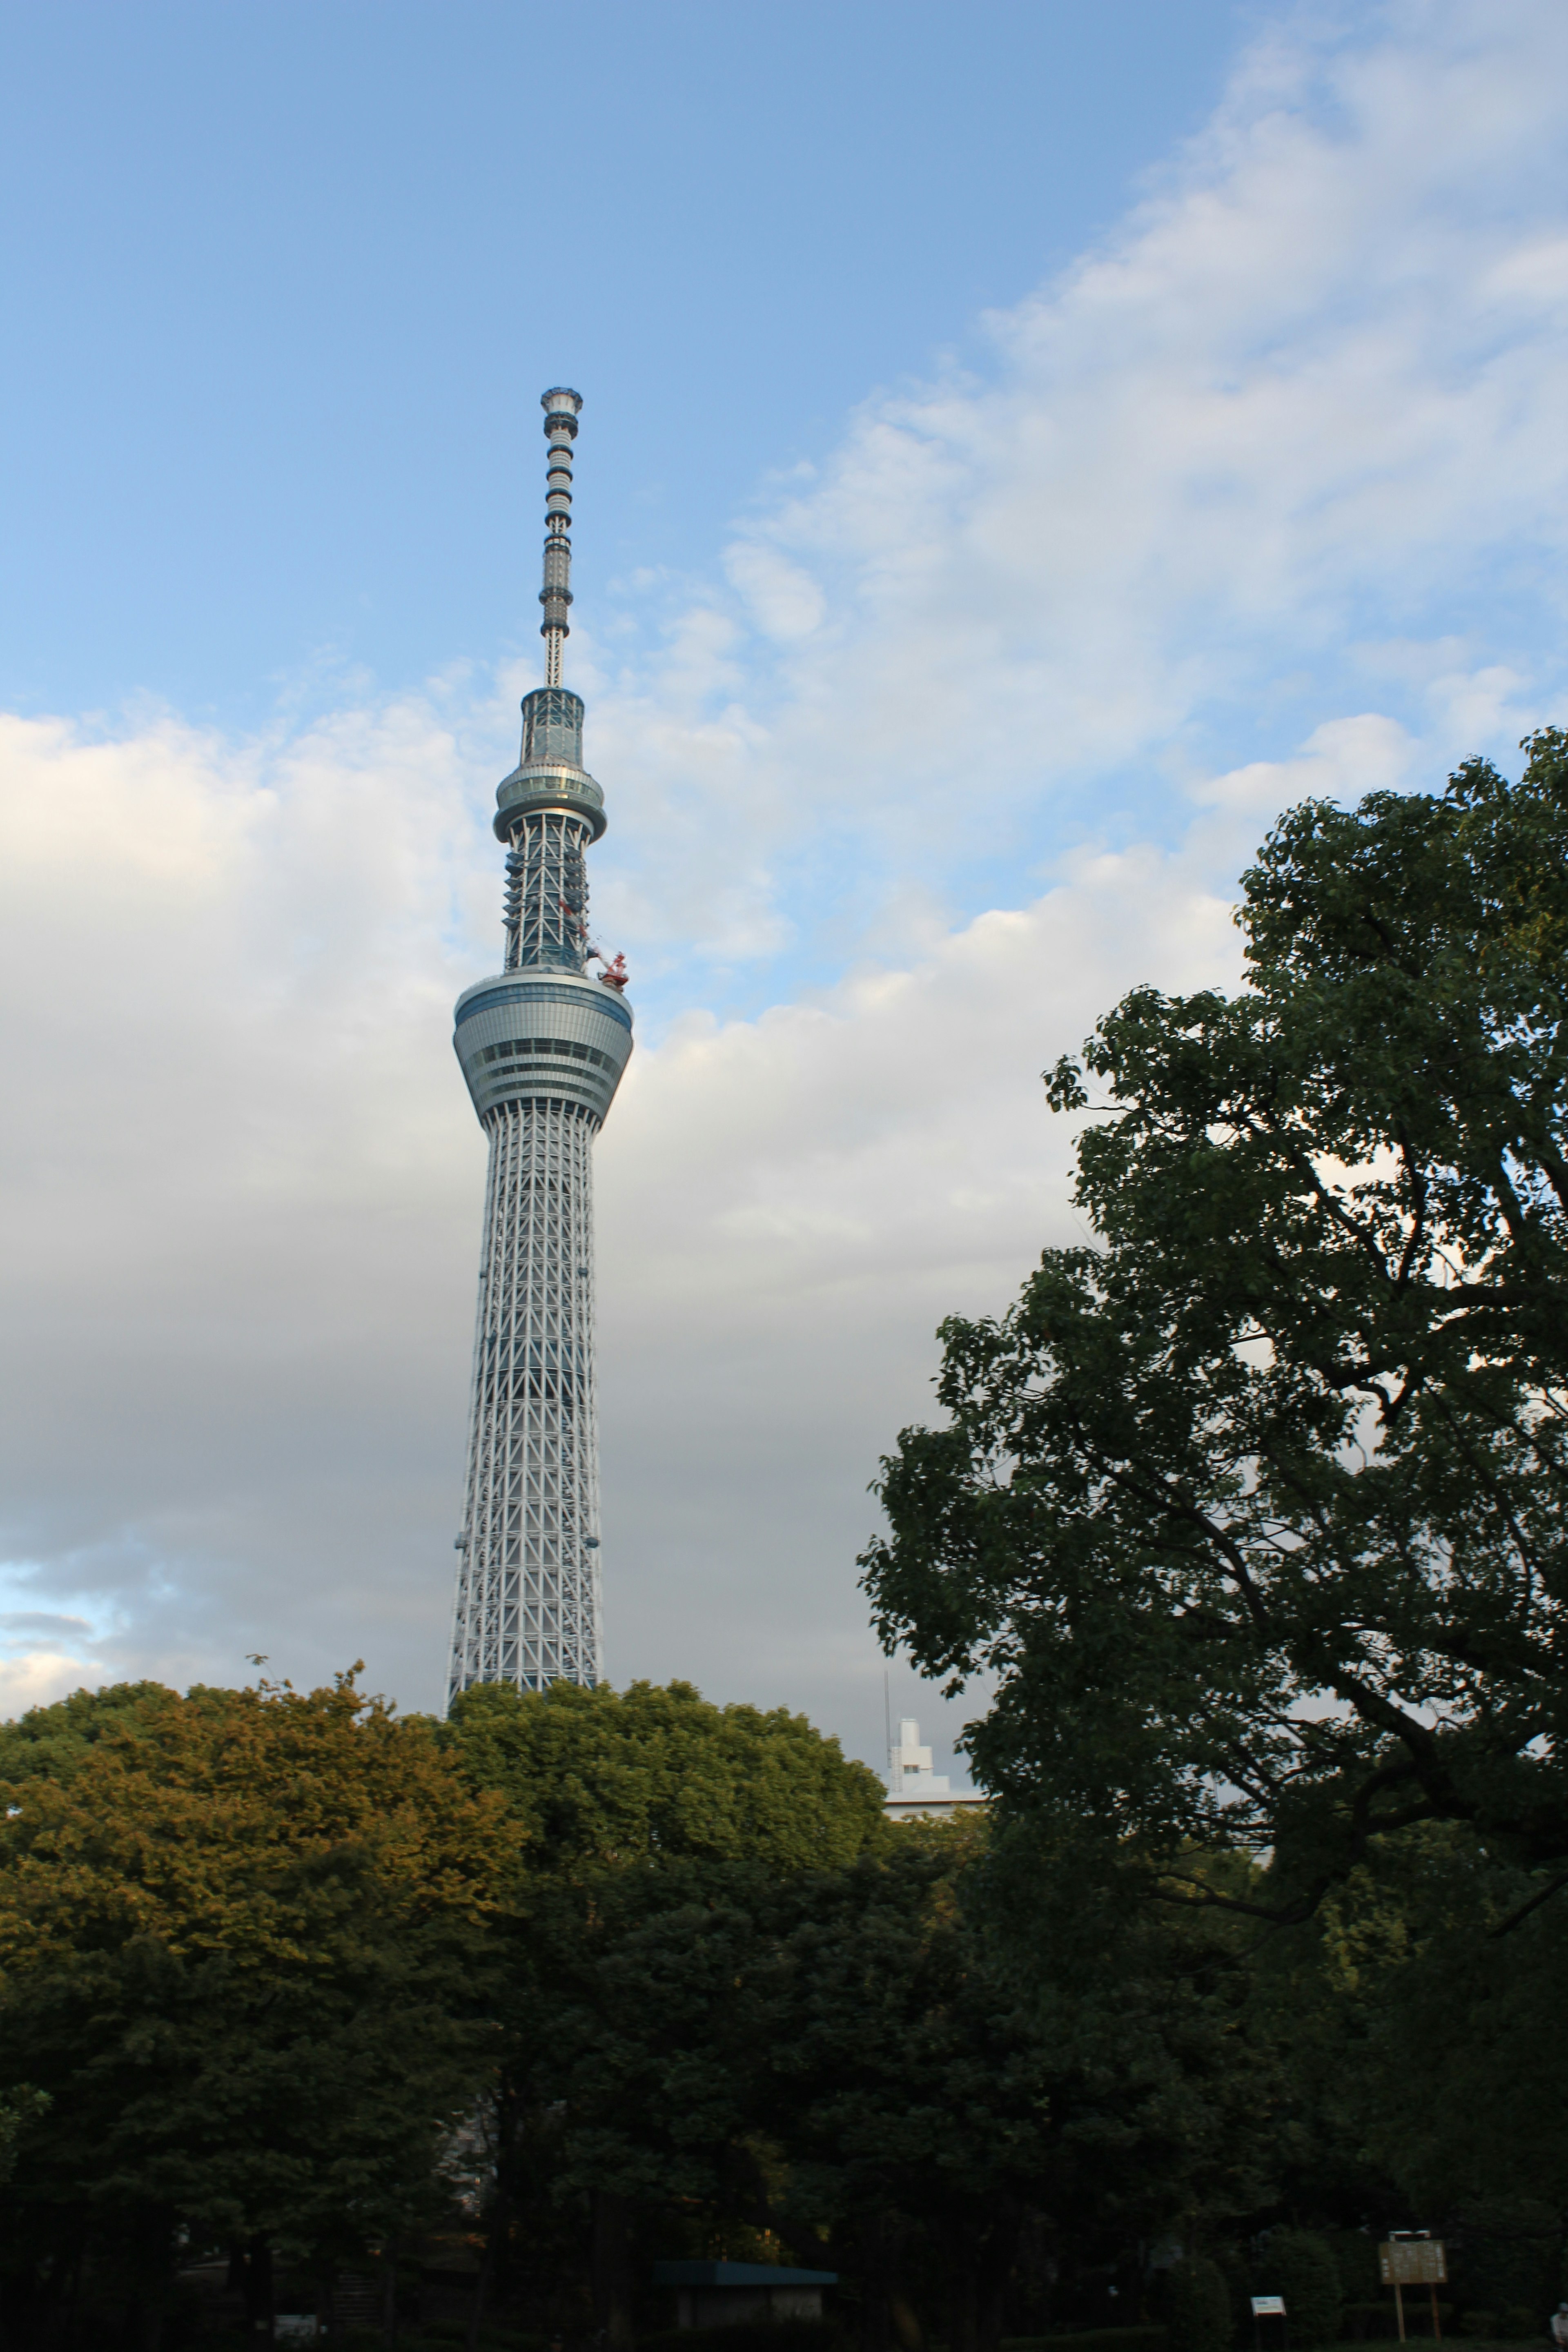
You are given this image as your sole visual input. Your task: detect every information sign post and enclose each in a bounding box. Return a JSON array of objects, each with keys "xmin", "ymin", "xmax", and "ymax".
[
  {"xmin": 1250, "ymin": 2293, "xmax": 1287, "ymax": 2352},
  {"xmin": 1378, "ymin": 2238, "xmax": 1447, "ymax": 2343}
]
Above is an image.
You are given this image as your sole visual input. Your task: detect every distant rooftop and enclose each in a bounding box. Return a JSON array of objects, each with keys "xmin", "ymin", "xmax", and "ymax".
[{"xmin": 883, "ymin": 1715, "xmax": 987, "ymax": 1822}]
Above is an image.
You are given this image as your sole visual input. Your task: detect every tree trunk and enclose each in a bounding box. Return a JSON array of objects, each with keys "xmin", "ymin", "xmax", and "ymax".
[
  {"xmin": 891, "ymin": 2293, "xmax": 926, "ymax": 2352},
  {"xmin": 383, "ymin": 2230, "xmax": 401, "ymax": 2352},
  {"xmin": 951, "ymin": 2195, "xmax": 1022, "ymax": 2352},
  {"xmin": 592, "ymin": 2189, "xmax": 635, "ymax": 2352},
  {"xmin": 946, "ymin": 2220, "xmax": 980, "ymax": 2352},
  {"xmin": 859, "ymin": 2208, "xmax": 904, "ymax": 2352},
  {"xmin": 124, "ymin": 2205, "xmax": 179, "ymax": 2352},
  {"xmin": 470, "ymin": 2085, "xmax": 520, "ymax": 2352},
  {"xmin": 468, "ymin": 2186, "xmax": 510, "ymax": 2352},
  {"xmin": 976, "ymin": 2233, "xmax": 1013, "ymax": 2352},
  {"xmin": 63, "ymin": 2238, "xmax": 86, "ymax": 2352},
  {"xmin": 242, "ymin": 2237, "xmax": 274, "ymax": 2343}
]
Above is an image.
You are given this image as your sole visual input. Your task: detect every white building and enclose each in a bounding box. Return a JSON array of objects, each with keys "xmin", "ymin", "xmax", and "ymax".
[{"xmin": 883, "ymin": 1716, "xmax": 988, "ymax": 1823}]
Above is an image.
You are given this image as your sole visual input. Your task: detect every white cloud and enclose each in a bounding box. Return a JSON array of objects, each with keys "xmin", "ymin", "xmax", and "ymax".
[
  {"xmin": 2, "ymin": 0, "xmax": 1566, "ymax": 1780},
  {"xmin": 724, "ymin": 543, "xmax": 826, "ymax": 643},
  {"xmin": 582, "ymin": 0, "xmax": 1568, "ymax": 980},
  {"xmin": 0, "ymin": 1610, "xmax": 103, "ymax": 1717},
  {"xmin": 1192, "ymin": 711, "xmax": 1416, "ymax": 811}
]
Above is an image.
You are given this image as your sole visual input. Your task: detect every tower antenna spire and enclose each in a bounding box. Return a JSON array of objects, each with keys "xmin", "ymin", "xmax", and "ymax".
[{"xmin": 539, "ymin": 388, "xmax": 582, "ymax": 688}]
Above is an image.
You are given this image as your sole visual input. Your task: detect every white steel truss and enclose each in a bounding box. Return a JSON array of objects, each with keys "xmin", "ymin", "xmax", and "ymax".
[
  {"xmin": 504, "ymin": 809, "xmax": 592, "ymax": 972},
  {"xmin": 449, "ymin": 1092, "xmax": 604, "ymax": 1697}
]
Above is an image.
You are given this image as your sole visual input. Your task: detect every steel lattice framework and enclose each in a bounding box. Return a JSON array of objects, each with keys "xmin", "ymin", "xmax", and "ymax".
[
  {"xmin": 450, "ymin": 1099, "xmax": 602, "ymax": 1689},
  {"xmin": 447, "ymin": 390, "xmax": 632, "ymax": 1704},
  {"xmin": 504, "ymin": 806, "xmax": 592, "ymax": 972}
]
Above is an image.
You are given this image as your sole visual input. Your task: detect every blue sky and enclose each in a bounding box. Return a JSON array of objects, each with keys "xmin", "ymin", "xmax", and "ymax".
[
  {"xmin": 1, "ymin": 0, "xmax": 1566, "ymax": 1777},
  {"xmin": 2, "ymin": 1, "xmax": 1241, "ymax": 728}
]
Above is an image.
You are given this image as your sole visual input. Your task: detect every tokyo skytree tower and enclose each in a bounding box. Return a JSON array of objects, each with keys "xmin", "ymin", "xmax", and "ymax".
[{"xmin": 447, "ymin": 388, "xmax": 631, "ymax": 1701}]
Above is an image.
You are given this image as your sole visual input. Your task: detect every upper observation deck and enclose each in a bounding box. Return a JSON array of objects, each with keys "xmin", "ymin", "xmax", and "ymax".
[{"xmin": 493, "ymin": 687, "xmax": 606, "ymax": 844}]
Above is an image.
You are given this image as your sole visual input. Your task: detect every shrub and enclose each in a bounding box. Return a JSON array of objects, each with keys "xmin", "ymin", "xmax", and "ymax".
[
  {"xmin": 1459, "ymin": 2316, "xmax": 1500, "ymax": 2339},
  {"xmin": 1452, "ymin": 2202, "xmax": 1558, "ymax": 2326},
  {"xmin": 1167, "ymin": 2258, "xmax": 1231, "ymax": 2352},
  {"xmin": 1254, "ymin": 2232, "xmax": 1341, "ymax": 2349},
  {"xmin": 1325, "ymin": 2238, "xmax": 1382, "ymax": 2306}
]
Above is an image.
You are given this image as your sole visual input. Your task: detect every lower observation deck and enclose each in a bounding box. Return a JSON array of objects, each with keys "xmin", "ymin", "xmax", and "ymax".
[{"xmin": 454, "ymin": 967, "xmax": 633, "ymax": 1126}]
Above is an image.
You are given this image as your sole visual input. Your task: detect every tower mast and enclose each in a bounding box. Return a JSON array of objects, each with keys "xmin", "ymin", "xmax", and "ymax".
[
  {"xmin": 446, "ymin": 390, "xmax": 633, "ymax": 1702},
  {"xmin": 539, "ymin": 386, "xmax": 577, "ymax": 688}
]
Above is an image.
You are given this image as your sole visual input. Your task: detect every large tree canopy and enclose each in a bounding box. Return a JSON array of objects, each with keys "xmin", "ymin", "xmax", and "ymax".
[
  {"xmin": 439, "ymin": 1678, "xmax": 891, "ymax": 2348},
  {"xmin": 0, "ymin": 1674, "xmax": 502, "ymax": 2331},
  {"xmin": 861, "ymin": 731, "xmax": 1568, "ymax": 1920},
  {"xmin": 445, "ymin": 1675, "xmax": 887, "ymax": 1880}
]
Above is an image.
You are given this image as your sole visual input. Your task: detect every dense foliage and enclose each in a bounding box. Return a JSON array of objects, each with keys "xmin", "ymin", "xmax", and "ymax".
[
  {"xmin": 862, "ymin": 731, "xmax": 1568, "ymax": 1921},
  {"xmin": 0, "ymin": 1674, "xmax": 502, "ymax": 2342}
]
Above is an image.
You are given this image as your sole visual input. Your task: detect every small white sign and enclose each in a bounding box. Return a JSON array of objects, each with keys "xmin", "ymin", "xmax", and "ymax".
[{"xmin": 1252, "ymin": 2297, "xmax": 1287, "ymax": 2317}]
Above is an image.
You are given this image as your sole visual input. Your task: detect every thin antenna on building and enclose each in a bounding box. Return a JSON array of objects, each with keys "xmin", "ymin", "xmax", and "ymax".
[{"xmin": 539, "ymin": 388, "xmax": 581, "ymax": 688}]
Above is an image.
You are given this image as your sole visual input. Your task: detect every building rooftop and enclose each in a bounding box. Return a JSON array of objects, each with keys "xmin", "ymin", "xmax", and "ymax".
[{"xmin": 883, "ymin": 1715, "xmax": 988, "ymax": 1821}]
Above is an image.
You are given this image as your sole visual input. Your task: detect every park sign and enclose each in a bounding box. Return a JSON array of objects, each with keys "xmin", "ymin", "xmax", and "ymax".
[
  {"xmin": 1251, "ymin": 2298, "xmax": 1286, "ymax": 2317},
  {"xmin": 1380, "ymin": 2243, "xmax": 1447, "ymax": 2286}
]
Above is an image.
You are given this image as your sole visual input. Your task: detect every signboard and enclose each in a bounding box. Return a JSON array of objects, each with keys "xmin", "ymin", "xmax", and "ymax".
[
  {"xmin": 1379, "ymin": 2242, "xmax": 1447, "ymax": 2286},
  {"xmin": 1252, "ymin": 2299, "xmax": 1287, "ymax": 2317}
]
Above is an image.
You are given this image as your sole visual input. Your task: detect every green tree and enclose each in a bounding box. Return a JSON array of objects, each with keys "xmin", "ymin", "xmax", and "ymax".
[
  {"xmin": 1283, "ymin": 1822, "xmax": 1568, "ymax": 2221},
  {"xmin": 1166, "ymin": 2256, "xmax": 1231, "ymax": 2352},
  {"xmin": 0, "ymin": 2088, "xmax": 48, "ymax": 2185},
  {"xmin": 861, "ymin": 733, "xmax": 1568, "ymax": 1922},
  {"xmin": 447, "ymin": 1675, "xmax": 888, "ymax": 1875},
  {"xmin": 1254, "ymin": 2231, "xmax": 1341, "ymax": 2348},
  {"xmin": 755, "ymin": 1826, "xmax": 1270, "ymax": 2352},
  {"xmin": 0, "ymin": 1673, "xmax": 503, "ymax": 2346},
  {"xmin": 442, "ymin": 1679, "xmax": 887, "ymax": 2348},
  {"xmin": 477, "ymin": 1801, "xmax": 1282, "ymax": 2352}
]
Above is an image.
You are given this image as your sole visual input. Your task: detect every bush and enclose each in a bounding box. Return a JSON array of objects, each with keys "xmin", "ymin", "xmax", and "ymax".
[
  {"xmin": 1167, "ymin": 2259, "xmax": 1232, "ymax": 2352},
  {"xmin": 1254, "ymin": 2232, "xmax": 1341, "ymax": 2349},
  {"xmin": 1325, "ymin": 2238, "xmax": 1382, "ymax": 2306},
  {"xmin": 1452, "ymin": 2203, "xmax": 1559, "ymax": 2327},
  {"xmin": 1459, "ymin": 2316, "xmax": 1500, "ymax": 2339}
]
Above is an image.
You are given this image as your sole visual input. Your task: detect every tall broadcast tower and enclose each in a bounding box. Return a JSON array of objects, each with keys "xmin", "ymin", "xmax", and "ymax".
[{"xmin": 447, "ymin": 389, "xmax": 631, "ymax": 1702}]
